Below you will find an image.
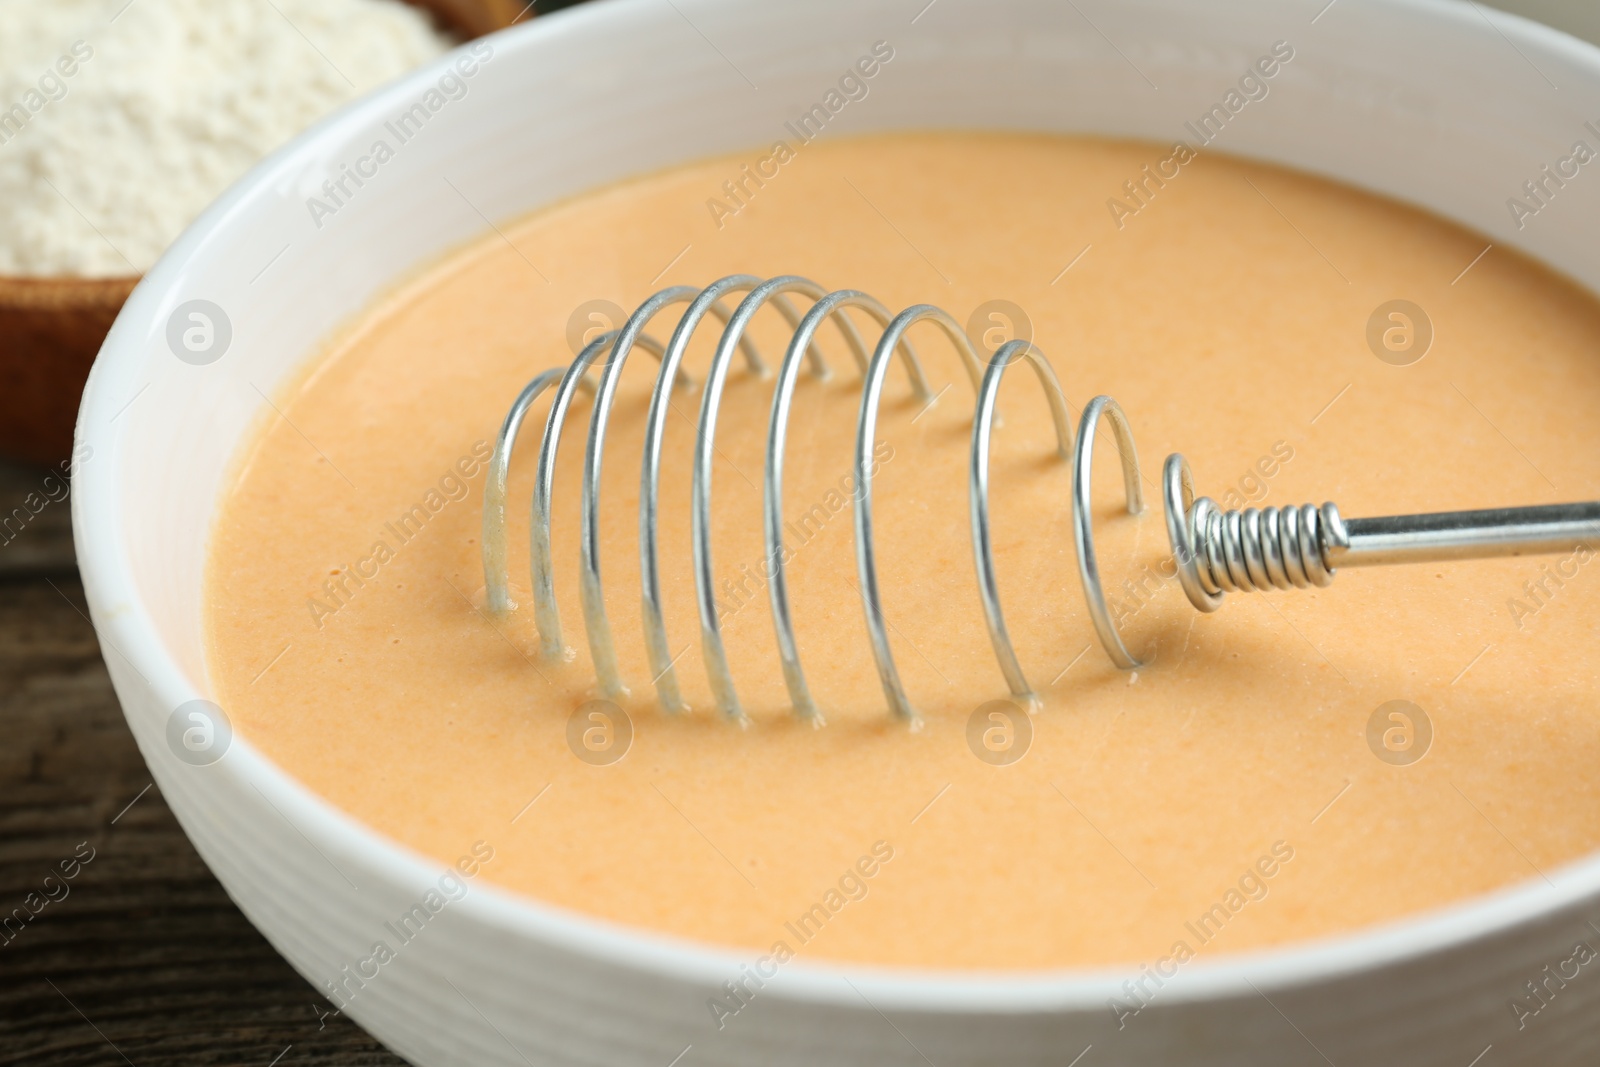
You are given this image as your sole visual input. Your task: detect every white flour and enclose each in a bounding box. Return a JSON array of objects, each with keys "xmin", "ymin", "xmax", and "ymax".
[{"xmin": 0, "ymin": 0, "xmax": 451, "ymax": 276}]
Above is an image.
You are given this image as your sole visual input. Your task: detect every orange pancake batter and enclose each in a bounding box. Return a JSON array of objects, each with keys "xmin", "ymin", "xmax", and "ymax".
[{"xmin": 205, "ymin": 133, "xmax": 1600, "ymax": 970}]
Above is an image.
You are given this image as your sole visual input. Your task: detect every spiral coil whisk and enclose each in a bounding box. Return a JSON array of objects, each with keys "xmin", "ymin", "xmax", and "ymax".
[
  {"xmin": 481, "ymin": 275, "xmax": 1149, "ymax": 725},
  {"xmin": 484, "ymin": 275, "xmax": 1600, "ymax": 726}
]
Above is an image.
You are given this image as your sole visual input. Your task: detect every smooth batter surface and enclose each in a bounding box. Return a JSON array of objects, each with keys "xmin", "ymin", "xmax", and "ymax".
[{"xmin": 206, "ymin": 133, "xmax": 1600, "ymax": 970}]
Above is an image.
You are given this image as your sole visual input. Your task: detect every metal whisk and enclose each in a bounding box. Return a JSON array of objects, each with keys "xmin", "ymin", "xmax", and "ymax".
[{"xmin": 483, "ymin": 275, "xmax": 1600, "ymax": 725}]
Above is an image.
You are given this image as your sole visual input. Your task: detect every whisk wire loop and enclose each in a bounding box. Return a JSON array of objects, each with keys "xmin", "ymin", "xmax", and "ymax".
[
  {"xmin": 486, "ymin": 338, "xmax": 686, "ymax": 617},
  {"xmin": 853, "ymin": 304, "xmax": 990, "ymax": 724},
  {"xmin": 529, "ymin": 294, "xmax": 703, "ymax": 663},
  {"xmin": 577, "ymin": 278, "xmax": 848, "ymax": 700},
  {"xmin": 485, "ymin": 368, "xmax": 572, "ymax": 615},
  {"xmin": 692, "ymin": 277, "xmax": 939, "ymax": 720},
  {"xmin": 764, "ymin": 289, "xmax": 934, "ymax": 723},
  {"xmin": 574, "ymin": 287, "xmax": 713, "ymax": 694},
  {"xmin": 692, "ymin": 277, "xmax": 844, "ymax": 720},
  {"xmin": 637, "ymin": 276, "xmax": 783, "ymax": 712},
  {"xmin": 969, "ymin": 339, "xmax": 1075, "ymax": 709},
  {"xmin": 1072, "ymin": 396, "xmax": 1146, "ymax": 669}
]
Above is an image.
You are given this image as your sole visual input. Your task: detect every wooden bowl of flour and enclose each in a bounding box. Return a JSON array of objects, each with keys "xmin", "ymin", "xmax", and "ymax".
[
  {"xmin": 0, "ymin": 0, "xmax": 526, "ymax": 465},
  {"xmin": 0, "ymin": 275, "xmax": 139, "ymax": 465},
  {"xmin": 414, "ymin": 0, "xmax": 527, "ymax": 36}
]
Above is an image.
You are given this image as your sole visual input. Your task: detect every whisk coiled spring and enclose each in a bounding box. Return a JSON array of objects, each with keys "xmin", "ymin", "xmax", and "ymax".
[
  {"xmin": 1162, "ymin": 453, "xmax": 1340, "ymax": 614},
  {"xmin": 482, "ymin": 275, "xmax": 1146, "ymax": 725}
]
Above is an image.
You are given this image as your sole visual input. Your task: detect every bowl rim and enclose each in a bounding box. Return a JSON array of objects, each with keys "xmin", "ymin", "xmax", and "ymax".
[{"xmin": 73, "ymin": 0, "xmax": 1600, "ymax": 1014}]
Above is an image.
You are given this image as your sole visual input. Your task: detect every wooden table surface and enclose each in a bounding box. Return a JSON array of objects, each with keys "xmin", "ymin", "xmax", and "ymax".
[{"xmin": 0, "ymin": 457, "xmax": 404, "ymax": 1065}]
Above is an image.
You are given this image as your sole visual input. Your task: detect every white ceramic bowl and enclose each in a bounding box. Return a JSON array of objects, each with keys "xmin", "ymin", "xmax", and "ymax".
[{"xmin": 74, "ymin": 1, "xmax": 1600, "ymax": 1063}]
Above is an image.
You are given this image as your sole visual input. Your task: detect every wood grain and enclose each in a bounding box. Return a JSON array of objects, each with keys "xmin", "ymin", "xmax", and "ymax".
[{"xmin": 0, "ymin": 458, "xmax": 404, "ymax": 1066}]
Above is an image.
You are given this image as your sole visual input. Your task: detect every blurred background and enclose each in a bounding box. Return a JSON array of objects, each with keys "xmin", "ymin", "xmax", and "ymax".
[
  {"xmin": 0, "ymin": 1, "xmax": 1594, "ymax": 1064},
  {"xmin": 1490, "ymin": 0, "xmax": 1600, "ymax": 43}
]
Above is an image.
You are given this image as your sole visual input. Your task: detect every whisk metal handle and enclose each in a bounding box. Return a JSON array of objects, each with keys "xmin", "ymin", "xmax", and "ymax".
[
  {"xmin": 1334, "ymin": 503, "xmax": 1600, "ymax": 567},
  {"xmin": 1166, "ymin": 452, "xmax": 1600, "ymax": 613}
]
